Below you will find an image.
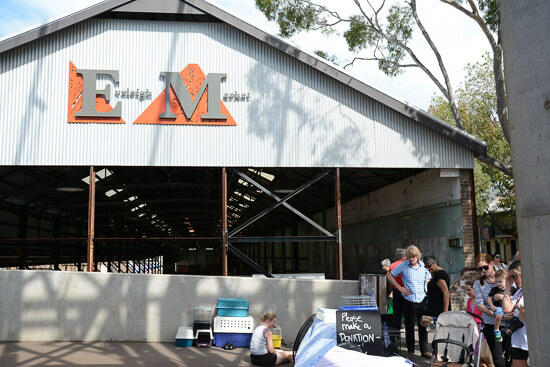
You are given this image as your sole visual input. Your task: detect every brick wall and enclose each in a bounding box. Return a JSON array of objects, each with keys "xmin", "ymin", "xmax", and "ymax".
[{"xmin": 460, "ymin": 169, "xmax": 479, "ymax": 269}]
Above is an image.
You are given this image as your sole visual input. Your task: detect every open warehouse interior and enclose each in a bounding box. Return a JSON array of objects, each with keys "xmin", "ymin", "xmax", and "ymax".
[{"xmin": 0, "ymin": 166, "xmax": 473, "ymax": 280}]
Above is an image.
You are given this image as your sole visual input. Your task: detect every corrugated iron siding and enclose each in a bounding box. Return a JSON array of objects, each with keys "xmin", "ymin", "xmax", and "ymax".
[{"xmin": 0, "ymin": 18, "xmax": 474, "ymax": 168}]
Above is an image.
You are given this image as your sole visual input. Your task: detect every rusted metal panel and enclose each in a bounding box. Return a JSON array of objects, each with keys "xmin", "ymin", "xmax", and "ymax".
[
  {"xmin": 87, "ymin": 166, "xmax": 95, "ymax": 272},
  {"xmin": 221, "ymin": 167, "xmax": 228, "ymax": 276},
  {"xmin": 0, "ymin": 19, "xmax": 475, "ymax": 168},
  {"xmin": 335, "ymin": 167, "xmax": 343, "ymax": 280}
]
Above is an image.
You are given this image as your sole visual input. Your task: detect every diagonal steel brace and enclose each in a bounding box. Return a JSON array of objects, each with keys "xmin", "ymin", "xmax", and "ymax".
[
  {"xmin": 229, "ymin": 170, "xmax": 330, "ymax": 237},
  {"xmin": 227, "ymin": 243, "xmax": 273, "ymax": 278},
  {"xmin": 233, "ymin": 169, "xmax": 333, "ymax": 237}
]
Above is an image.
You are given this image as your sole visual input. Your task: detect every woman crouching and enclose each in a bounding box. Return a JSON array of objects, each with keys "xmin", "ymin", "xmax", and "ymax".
[{"xmin": 250, "ymin": 312, "xmax": 293, "ymax": 366}]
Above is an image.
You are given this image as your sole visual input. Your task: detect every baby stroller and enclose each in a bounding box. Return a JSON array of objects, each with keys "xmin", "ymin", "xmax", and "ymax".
[{"xmin": 430, "ymin": 311, "xmax": 486, "ymax": 367}]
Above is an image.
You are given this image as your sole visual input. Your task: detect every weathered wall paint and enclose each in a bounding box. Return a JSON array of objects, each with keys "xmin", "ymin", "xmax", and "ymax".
[
  {"xmin": 342, "ymin": 202, "xmax": 464, "ymax": 280},
  {"xmin": 283, "ymin": 170, "xmax": 465, "ymax": 280}
]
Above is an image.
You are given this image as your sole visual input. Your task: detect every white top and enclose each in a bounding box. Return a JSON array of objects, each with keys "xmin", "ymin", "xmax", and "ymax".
[
  {"xmin": 250, "ymin": 325, "xmax": 269, "ymax": 355},
  {"xmin": 494, "ymin": 263, "xmax": 507, "ymax": 271},
  {"xmin": 511, "ymin": 289, "xmax": 528, "ymax": 351},
  {"xmin": 317, "ymin": 346, "xmax": 411, "ymax": 367}
]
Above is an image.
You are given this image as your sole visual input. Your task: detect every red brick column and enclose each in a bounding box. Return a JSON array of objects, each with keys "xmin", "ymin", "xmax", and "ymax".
[{"xmin": 460, "ymin": 169, "xmax": 479, "ymax": 269}]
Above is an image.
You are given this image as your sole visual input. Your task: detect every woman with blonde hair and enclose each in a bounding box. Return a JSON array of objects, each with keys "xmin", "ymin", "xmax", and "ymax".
[
  {"xmin": 388, "ymin": 244, "xmax": 432, "ymax": 359},
  {"xmin": 250, "ymin": 312, "xmax": 293, "ymax": 366}
]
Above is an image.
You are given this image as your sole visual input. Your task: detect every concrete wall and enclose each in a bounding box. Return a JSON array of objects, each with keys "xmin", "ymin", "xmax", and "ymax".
[
  {"xmin": 501, "ymin": 2, "xmax": 550, "ymax": 365},
  {"xmin": 0, "ymin": 270, "xmax": 357, "ymax": 342}
]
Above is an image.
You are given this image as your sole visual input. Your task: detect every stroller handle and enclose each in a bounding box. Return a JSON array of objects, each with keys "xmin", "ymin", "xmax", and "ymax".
[
  {"xmin": 466, "ymin": 312, "xmax": 485, "ymax": 327},
  {"xmin": 431, "ymin": 338, "xmax": 473, "ymax": 352},
  {"xmin": 431, "ymin": 338, "xmax": 474, "ymax": 365}
]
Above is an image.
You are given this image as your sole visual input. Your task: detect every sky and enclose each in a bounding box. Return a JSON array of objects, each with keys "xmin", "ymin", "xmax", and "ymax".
[{"xmin": 0, "ymin": 0, "xmax": 492, "ymax": 110}]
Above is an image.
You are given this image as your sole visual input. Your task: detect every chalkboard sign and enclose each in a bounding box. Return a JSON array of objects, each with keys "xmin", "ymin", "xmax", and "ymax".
[{"xmin": 336, "ymin": 310, "xmax": 385, "ymax": 356}]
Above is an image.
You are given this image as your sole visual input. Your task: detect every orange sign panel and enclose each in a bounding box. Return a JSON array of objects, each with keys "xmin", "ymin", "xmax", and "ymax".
[
  {"xmin": 134, "ymin": 64, "xmax": 236, "ymax": 126},
  {"xmin": 67, "ymin": 61, "xmax": 125, "ymax": 124}
]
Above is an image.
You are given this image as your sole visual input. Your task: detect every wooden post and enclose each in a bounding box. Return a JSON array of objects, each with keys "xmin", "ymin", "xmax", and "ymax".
[
  {"xmin": 335, "ymin": 168, "xmax": 343, "ymax": 280},
  {"xmin": 87, "ymin": 166, "xmax": 96, "ymax": 272},
  {"xmin": 221, "ymin": 167, "xmax": 228, "ymax": 276}
]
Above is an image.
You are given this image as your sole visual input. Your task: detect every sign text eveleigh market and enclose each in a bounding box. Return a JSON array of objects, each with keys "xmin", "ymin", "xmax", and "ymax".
[{"xmin": 67, "ymin": 62, "xmax": 237, "ymax": 126}]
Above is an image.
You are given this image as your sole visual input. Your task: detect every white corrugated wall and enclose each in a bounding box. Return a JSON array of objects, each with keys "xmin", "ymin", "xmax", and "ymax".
[{"xmin": 0, "ymin": 18, "xmax": 474, "ymax": 168}]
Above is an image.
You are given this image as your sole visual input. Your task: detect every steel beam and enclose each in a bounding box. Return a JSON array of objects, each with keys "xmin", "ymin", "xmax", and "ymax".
[
  {"xmin": 229, "ymin": 236, "xmax": 337, "ymax": 243},
  {"xmin": 221, "ymin": 167, "xmax": 228, "ymax": 276},
  {"xmin": 234, "ymin": 169, "xmax": 333, "ymax": 237},
  {"xmin": 87, "ymin": 166, "xmax": 96, "ymax": 272},
  {"xmin": 227, "ymin": 244, "xmax": 273, "ymax": 278},
  {"xmin": 335, "ymin": 168, "xmax": 343, "ymax": 280},
  {"xmin": 229, "ymin": 170, "xmax": 330, "ymax": 237}
]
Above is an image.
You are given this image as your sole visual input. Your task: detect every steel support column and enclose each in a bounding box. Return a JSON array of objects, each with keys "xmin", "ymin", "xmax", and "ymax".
[
  {"xmin": 87, "ymin": 166, "xmax": 96, "ymax": 272},
  {"xmin": 221, "ymin": 167, "xmax": 228, "ymax": 276},
  {"xmin": 335, "ymin": 168, "xmax": 343, "ymax": 280}
]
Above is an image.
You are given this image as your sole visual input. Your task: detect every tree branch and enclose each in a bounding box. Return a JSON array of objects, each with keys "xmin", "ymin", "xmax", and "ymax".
[
  {"xmin": 476, "ymin": 154, "xmax": 513, "ymax": 177},
  {"xmin": 302, "ymin": 0, "xmax": 347, "ymax": 24},
  {"xmin": 438, "ymin": 0, "xmax": 510, "ymax": 143},
  {"xmin": 351, "ymin": 0, "xmax": 450, "ymax": 99},
  {"xmin": 410, "ymin": 0, "xmax": 464, "ymax": 130},
  {"xmin": 439, "ymin": 0, "xmax": 498, "ymax": 53},
  {"xmin": 343, "ymin": 56, "xmax": 418, "ymax": 69}
]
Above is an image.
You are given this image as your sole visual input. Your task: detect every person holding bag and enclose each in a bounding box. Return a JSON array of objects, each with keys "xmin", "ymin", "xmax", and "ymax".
[
  {"xmin": 423, "ymin": 255, "xmax": 450, "ymax": 323},
  {"xmin": 502, "ymin": 262, "xmax": 528, "ymax": 367},
  {"xmin": 388, "ymin": 245, "xmax": 432, "ymax": 359},
  {"xmin": 474, "ymin": 259, "xmax": 512, "ymax": 367}
]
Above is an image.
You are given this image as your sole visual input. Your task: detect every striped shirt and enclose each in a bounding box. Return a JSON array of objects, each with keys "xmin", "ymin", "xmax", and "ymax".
[
  {"xmin": 473, "ymin": 278, "xmax": 497, "ymax": 324},
  {"xmin": 391, "ymin": 260, "xmax": 431, "ymax": 303}
]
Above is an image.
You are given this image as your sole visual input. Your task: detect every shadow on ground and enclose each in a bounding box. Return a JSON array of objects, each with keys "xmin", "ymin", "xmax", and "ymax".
[{"xmin": 0, "ymin": 338, "xmax": 432, "ymax": 367}]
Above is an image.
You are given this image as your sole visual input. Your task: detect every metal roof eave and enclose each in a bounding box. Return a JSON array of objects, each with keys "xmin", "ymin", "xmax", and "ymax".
[
  {"xmin": 0, "ymin": 0, "xmax": 133, "ymax": 54},
  {"xmin": 0, "ymin": 0, "xmax": 487, "ymax": 158}
]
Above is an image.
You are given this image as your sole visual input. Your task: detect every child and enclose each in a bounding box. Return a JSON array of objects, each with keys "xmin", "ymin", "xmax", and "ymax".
[
  {"xmin": 488, "ymin": 270, "xmax": 507, "ymax": 342},
  {"xmin": 465, "ymin": 280, "xmax": 482, "ymax": 324}
]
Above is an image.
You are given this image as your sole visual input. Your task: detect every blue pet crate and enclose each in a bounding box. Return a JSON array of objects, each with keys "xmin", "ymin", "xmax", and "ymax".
[
  {"xmin": 339, "ymin": 295, "xmax": 379, "ymax": 311},
  {"xmin": 213, "ymin": 332, "xmax": 253, "ymax": 348},
  {"xmin": 216, "ymin": 298, "xmax": 249, "ymax": 317},
  {"xmin": 175, "ymin": 327, "xmax": 194, "ymax": 347}
]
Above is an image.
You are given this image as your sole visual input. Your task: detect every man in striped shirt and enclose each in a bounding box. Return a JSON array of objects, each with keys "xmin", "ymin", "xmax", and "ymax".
[{"xmin": 388, "ymin": 245, "xmax": 432, "ymax": 359}]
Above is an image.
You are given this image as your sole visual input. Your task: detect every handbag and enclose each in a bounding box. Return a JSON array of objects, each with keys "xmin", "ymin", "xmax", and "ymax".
[
  {"xmin": 503, "ymin": 316, "xmax": 524, "ymax": 336},
  {"xmin": 503, "ymin": 290, "xmax": 524, "ymax": 336},
  {"xmin": 421, "ymin": 296, "xmax": 430, "ymax": 314}
]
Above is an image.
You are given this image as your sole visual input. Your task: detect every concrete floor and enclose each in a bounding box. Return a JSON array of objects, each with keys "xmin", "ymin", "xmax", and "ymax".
[
  {"xmin": 0, "ymin": 341, "xmax": 431, "ymax": 367},
  {"xmin": 0, "ymin": 342, "xmax": 260, "ymax": 367}
]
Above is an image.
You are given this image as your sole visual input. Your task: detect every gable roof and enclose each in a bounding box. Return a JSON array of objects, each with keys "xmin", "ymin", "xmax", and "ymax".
[{"xmin": 0, "ymin": 0, "xmax": 487, "ymax": 157}]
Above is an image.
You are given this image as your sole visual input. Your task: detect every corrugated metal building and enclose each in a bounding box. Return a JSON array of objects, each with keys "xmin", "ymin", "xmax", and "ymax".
[{"xmin": 0, "ymin": 0, "xmax": 485, "ymax": 280}]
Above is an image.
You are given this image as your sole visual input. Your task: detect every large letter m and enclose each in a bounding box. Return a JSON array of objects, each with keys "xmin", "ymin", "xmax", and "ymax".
[{"xmin": 159, "ymin": 71, "xmax": 227, "ymax": 120}]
